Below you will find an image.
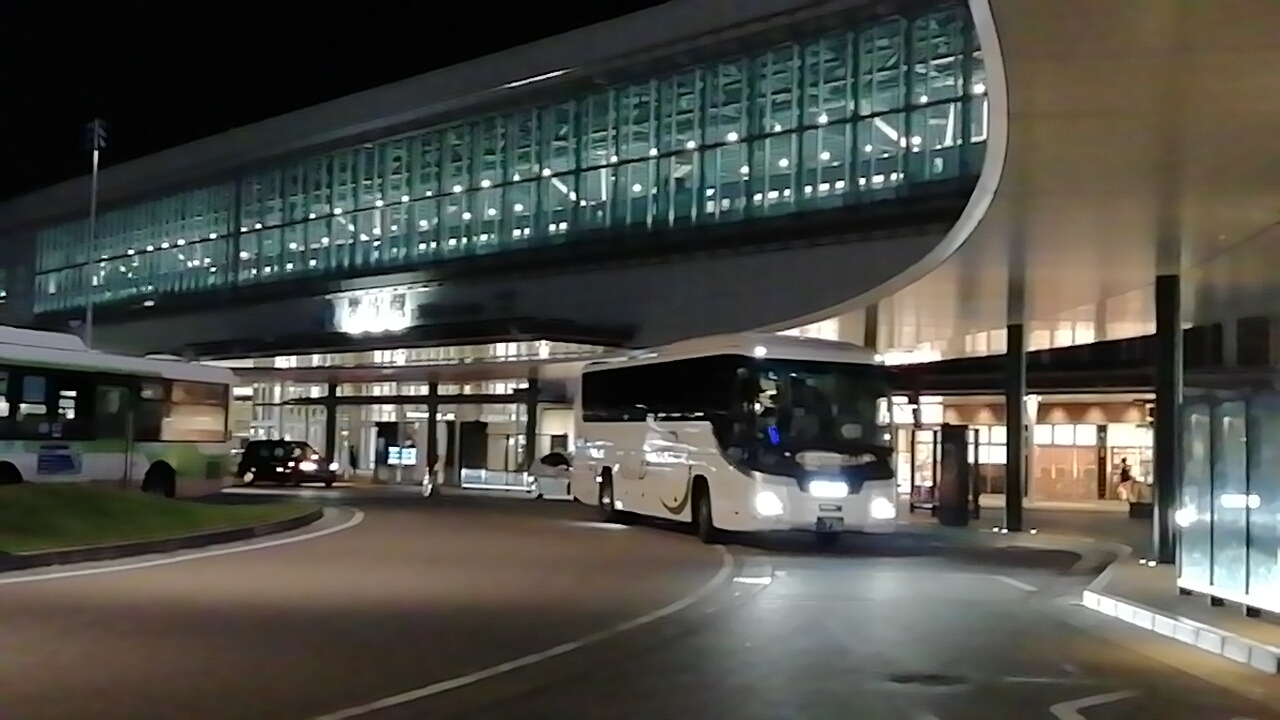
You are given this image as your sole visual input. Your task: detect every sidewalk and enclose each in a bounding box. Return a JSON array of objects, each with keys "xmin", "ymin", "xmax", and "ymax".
[
  {"xmin": 1083, "ymin": 562, "xmax": 1280, "ymax": 673},
  {"xmin": 902, "ymin": 503, "xmax": 1150, "ymax": 554}
]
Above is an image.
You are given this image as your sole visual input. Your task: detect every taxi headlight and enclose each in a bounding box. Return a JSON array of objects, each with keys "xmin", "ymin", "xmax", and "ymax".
[{"xmin": 297, "ymin": 460, "xmax": 318, "ymax": 472}]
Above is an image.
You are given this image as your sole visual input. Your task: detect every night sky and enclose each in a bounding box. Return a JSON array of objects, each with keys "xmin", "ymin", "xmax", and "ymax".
[{"xmin": 0, "ymin": 1, "xmax": 668, "ymax": 202}]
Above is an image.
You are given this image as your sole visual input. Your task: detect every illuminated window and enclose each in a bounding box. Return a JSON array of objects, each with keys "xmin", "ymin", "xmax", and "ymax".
[{"xmin": 31, "ymin": 6, "xmax": 987, "ymax": 315}]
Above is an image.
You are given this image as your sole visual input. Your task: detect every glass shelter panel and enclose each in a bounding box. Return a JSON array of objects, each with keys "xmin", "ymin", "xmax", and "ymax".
[
  {"xmin": 1178, "ymin": 390, "xmax": 1280, "ymax": 613},
  {"xmin": 33, "ymin": 4, "xmax": 985, "ymax": 314},
  {"xmin": 1246, "ymin": 393, "xmax": 1280, "ymax": 599},
  {"xmin": 1178, "ymin": 401, "xmax": 1212, "ymax": 590},
  {"xmin": 1209, "ymin": 401, "xmax": 1247, "ymax": 594}
]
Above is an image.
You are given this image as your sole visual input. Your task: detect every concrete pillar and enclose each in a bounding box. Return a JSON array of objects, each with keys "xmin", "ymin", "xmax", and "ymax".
[
  {"xmin": 522, "ymin": 376, "xmax": 540, "ymax": 469},
  {"xmin": 1153, "ymin": 273, "xmax": 1182, "ymax": 564},
  {"xmin": 1004, "ymin": 322, "xmax": 1026, "ymax": 532},
  {"xmin": 1093, "ymin": 300, "xmax": 1108, "ymax": 343},
  {"xmin": 1221, "ymin": 317, "xmax": 1238, "ymax": 369},
  {"xmin": 863, "ymin": 304, "xmax": 879, "ymax": 351},
  {"xmin": 323, "ymin": 381, "xmax": 338, "ymax": 460},
  {"xmin": 425, "ymin": 382, "xmax": 439, "ymax": 476}
]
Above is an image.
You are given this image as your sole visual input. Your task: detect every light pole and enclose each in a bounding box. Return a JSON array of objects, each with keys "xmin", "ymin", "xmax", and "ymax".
[{"xmin": 84, "ymin": 118, "xmax": 107, "ymax": 349}]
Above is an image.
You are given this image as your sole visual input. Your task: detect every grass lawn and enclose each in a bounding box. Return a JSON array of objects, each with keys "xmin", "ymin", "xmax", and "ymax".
[{"xmin": 0, "ymin": 484, "xmax": 317, "ymax": 554}]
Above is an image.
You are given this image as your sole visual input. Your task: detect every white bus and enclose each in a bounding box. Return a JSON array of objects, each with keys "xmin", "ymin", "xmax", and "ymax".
[
  {"xmin": 571, "ymin": 333, "xmax": 897, "ymax": 545},
  {"xmin": 0, "ymin": 326, "xmax": 235, "ymax": 493}
]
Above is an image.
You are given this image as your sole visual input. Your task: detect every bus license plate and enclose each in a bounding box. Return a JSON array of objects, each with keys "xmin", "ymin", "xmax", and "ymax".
[{"xmin": 816, "ymin": 517, "xmax": 844, "ymax": 532}]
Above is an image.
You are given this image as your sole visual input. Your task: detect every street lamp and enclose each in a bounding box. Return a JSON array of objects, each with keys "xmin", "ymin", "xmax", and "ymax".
[{"xmin": 83, "ymin": 118, "xmax": 107, "ymax": 349}]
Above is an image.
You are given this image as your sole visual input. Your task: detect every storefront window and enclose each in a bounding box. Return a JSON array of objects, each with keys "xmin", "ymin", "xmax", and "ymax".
[{"xmin": 1034, "ymin": 423, "xmax": 1098, "ymax": 446}]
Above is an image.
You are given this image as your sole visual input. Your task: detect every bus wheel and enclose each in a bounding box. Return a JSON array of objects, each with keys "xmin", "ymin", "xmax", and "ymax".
[
  {"xmin": 0, "ymin": 462, "xmax": 22, "ymax": 485},
  {"xmin": 598, "ymin": 477, "xmax": 625, "ymax": 523},
  {"xmin": 144, "ymin": 462, "xmax": 177, "ymax": 498},
  {"xmin": 598, "ymin": 478, "xmax": 615, "ymax": 520},
  {"xmin": 693, "ymin": 484, "xmax": 718, "ymax": 544}
]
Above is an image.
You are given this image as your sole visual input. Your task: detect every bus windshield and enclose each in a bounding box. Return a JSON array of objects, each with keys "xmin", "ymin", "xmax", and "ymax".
[{"xmin": 733, "ymin": 359, "xmax": 889, "ymax": 454}]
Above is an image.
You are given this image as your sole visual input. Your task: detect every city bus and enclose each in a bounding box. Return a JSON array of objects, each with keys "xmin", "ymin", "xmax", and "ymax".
[
  {"xmin": 0, "ymin": 325, "xmax": 235, "ymax": 493},
  {"xmin": 571, "ymin": 333, "xmax": 897, "ymax": 545}
]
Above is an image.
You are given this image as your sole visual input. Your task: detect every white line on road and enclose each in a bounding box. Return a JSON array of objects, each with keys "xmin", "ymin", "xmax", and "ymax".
[
  {"xmin": 989, "ymin": 574, "xmax": 1039, "ymax": 592},
  {"xmin": 1003, "ymin": 676, "xmax": 1092, "ymax": 685},
  {"xmin": 0, "ymin": 507, "xmax": 365, "ymax": 585},
  {"xmin": 1050, "ymin": 690, "xmax": 1139, "ymax": 719},
  {"xmin": 308, "ymin": 546, "xmax": 736, "ymax": 720}
]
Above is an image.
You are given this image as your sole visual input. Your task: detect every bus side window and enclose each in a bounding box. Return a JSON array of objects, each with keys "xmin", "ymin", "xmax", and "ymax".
[
  {"xmin": 48, "ymin": 370, "xmax": 94, "ymax": 440},
  {"xmin": 14, "ymin": 373, "xmax": 49, "ymax": 436},
  {"xmin": 94, "ymin": 386, "xmax": 130, "ymax": 440},
  {"xmin": 133, "ymin": 382, "xmax": 168, "ymax": 441}
]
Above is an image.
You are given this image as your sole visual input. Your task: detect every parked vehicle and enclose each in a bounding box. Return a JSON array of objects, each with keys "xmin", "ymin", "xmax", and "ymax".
[
  {"xmin": 236, "ymin": 440, "xmax": 338, "ymax": 487},
  {"xmin": 525, "ymin": 451, "xmax": 573, "ymax": 500}
]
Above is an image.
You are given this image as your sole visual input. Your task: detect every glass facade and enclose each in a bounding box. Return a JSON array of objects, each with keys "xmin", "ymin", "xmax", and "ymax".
[
  {"xmin": 33, "ymin": 3, "xmax": 987, "ymax": 314},
  {"xmin": 1178, "ymin": 391, "xmax": 1280, "ymax": 612}
]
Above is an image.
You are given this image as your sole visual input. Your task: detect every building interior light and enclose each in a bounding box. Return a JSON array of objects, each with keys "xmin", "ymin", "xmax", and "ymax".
[{"xmin": 33, "ymin": 11, "xmax": 988, "ymax": 314}]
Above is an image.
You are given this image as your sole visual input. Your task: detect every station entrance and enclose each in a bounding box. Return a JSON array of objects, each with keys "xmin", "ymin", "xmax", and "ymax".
[{"xmin": 227, "ymin": 354, "xmax": 592, "ymax": 489}]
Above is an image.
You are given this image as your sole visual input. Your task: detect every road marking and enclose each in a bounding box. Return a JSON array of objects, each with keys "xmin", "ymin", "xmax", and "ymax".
[
  {"xmin": 1003, "ymin": 676, "xmax": 1090, "ymax": 685},
  {"xmin": 0, "ymin": 507, "xmax": 364, "ymax": 585},
  {"xmin": 309, "ymin": 547, "xmax": 735, "ymax": 720},
  {"xmin": 1050, "ymin": 690, "xmax": 1139, "ymax": 719},
  {"xmin": 989, "ymin": 574, "xmax": 1038, "ymax": 592},
  {"xmin": 565, "ymin": 521, "xmax": 630, "ymax": 531}
]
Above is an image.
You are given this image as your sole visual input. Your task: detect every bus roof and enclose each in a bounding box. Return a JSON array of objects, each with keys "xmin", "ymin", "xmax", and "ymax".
[
  {"xmin": 0, "ymin": 326, "xmax": 236, "ymax": 385},
  {"xmin": 583, "ymin": 332, "xmax": 880, "ymax": 373}
]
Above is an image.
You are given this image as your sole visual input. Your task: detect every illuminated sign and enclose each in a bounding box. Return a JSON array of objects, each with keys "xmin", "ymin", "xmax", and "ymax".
[
  {"xmin": 331, "ymin": 286, "xmax": 484, "ymax": 336},
  {"xmin": 333, "ymin": 288, "xmax": 415, "ymax": 335}
]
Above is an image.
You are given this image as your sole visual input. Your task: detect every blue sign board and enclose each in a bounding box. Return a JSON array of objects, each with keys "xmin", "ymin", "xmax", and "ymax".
[{"xmin": 36, "ymin": 445, "xmax": 82, "ymax": 476}]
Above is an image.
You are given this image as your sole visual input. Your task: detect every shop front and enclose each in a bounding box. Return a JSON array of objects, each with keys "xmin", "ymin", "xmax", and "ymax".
[{"xmin": 892, "ymin": 394, "xmax": 1155, "ymax": 508}]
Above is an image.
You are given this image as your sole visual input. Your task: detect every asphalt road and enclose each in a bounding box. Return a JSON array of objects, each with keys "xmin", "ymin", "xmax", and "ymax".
[
  {"xmin": 0, "ymin": 491, "xmax": 1274, "ymax": 720},
  {"xmin": 0, "ymin": 497, "xmax": 722, "ymax": 720}
]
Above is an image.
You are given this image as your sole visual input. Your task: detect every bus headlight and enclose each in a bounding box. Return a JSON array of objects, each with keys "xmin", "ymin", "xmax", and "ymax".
[
  {"xmin": 808, "ymin": 480, "xmax": 849, "ymax": 499},
  {"xmin": 297, "ymin": 460, "xmax": 318, "ymax": 472},
  {"xmin": 869, "ymin": 496, "xmax": 897, "ymax": 520},
  {"xmin": 754, "ymin": 490, "xmax": 785, "ymax": 517}
]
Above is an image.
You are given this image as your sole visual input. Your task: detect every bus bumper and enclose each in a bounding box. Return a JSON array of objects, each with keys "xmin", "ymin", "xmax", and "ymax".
[{"xmin": 737, "ymin": 484, "xmax": 899, "ymax": 533}]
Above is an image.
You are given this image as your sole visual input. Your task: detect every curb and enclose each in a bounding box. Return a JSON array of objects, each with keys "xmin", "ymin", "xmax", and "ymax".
[
  {"xmin": 1081, "ymin": 569, "xmax": 1280, "ymax": 674},
  {"xmin": 0, "ymin": 507, "xmax": 325, "ymax": 573}
]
